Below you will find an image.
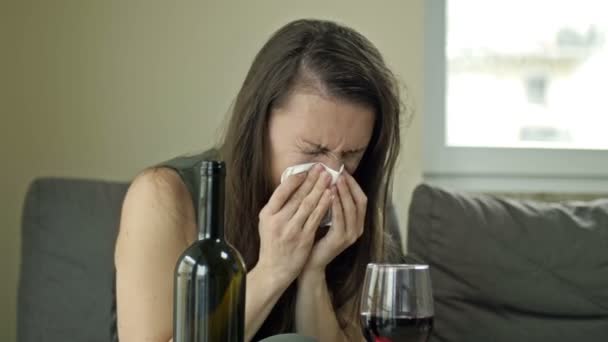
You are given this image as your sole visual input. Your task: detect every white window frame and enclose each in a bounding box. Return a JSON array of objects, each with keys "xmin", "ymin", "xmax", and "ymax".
[{"xmin": 423, "ymin": 0, "xmax": 608, "ymax": 193}]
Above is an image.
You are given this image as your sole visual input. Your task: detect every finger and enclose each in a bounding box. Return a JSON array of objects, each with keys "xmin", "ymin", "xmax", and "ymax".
[
  {"xmin": 264, "ymin": 164, "xmax": 318, "ymax": 215},
  {"xmin": 281, "ymin": 165, "xmax": 331, "ymax": 219},
  {"xmin": 328, "ymin": 187, "xmax": 345, "ymax": 236},
  {"xmin": 344, "ymin": 173, "xmax": 368, "ymax": 227},
  {"xmin": 272, "ymin": 164, "xmax": 323, "ymax": 216},
  {"xmin": 288, "ymin": 170, "xmax": 332, "ymax": 224},
  {"xmin": 264, "ymin": 171, "xmax": 307, "ymax": 214},
  {"xmin": 302, "ymin": 188, "xmax": 332, "ymax": 235},
  {"xmin": 337, "ymin": 176, "xmax": 357, "ymax": 232},
  {"xmin": 344, "ymin": 173, "xmax": 367, "ymax": 209}
]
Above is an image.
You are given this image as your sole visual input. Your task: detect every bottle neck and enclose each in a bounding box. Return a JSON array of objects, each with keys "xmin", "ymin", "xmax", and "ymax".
[{"xmin": 197, "ymin": 161, "xmax": 225, "ymax": 240}]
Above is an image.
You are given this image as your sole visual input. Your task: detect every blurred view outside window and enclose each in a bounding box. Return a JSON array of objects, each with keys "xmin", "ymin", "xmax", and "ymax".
[{"xmin": 447, "ymin": 0, "xmax": 608, "ymax": 150}]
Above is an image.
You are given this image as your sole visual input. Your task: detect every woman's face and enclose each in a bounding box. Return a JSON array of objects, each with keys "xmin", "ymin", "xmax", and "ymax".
[{"xmin": 268, "ymin": 91, "xmax": 375, "ymax": 188}]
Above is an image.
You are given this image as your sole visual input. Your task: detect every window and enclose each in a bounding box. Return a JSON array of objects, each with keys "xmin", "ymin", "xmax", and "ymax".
[{"xmin": 424, "ymin": 0, "xmax": 608, "ymax": 193}]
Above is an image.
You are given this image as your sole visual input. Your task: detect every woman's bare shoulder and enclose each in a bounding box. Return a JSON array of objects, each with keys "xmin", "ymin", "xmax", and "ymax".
[{"xmin": 118, "ymin": 167, "xmax": 196, "ymax": 245}]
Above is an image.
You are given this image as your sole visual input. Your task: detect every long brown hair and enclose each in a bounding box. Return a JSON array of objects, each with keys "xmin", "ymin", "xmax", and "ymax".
[{"xmin": 220, "ymin": 19, "xmax": 402, "ymax": 338}]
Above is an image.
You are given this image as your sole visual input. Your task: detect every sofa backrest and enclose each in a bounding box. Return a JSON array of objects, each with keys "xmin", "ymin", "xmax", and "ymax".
[
  {"xmin": 407, "ymin": 183, "xmax": 608, "ymax": 342},
  {"xmin": 18, "ymin": 178, "xmax": 128, "ymax": 342}
]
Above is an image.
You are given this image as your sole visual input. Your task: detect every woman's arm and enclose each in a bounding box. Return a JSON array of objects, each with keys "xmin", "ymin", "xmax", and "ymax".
[
  {"xmin": 295, "ymin": 271, "xmax": 364, "ymax": 342},
  {"xmin": 244, "ymin": 265, "xmax": 292, "ymax": 341},
  {"xmin": 295, "ymin": 173, "xmax": 369, "ymax": 341},
  {"xmin": 114, "ymin": 169, "xmax": 291, "ymax": 342}
]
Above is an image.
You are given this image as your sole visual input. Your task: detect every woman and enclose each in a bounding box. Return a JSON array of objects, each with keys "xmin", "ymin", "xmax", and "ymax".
[{"xmin": 114, "ymin": 19, "xmax": 404, "ymax": 341}]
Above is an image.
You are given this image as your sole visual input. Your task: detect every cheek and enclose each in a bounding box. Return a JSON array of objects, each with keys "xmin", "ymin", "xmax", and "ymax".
[{"xmin": 345, "ymin": 157, "xmax": 363, "ymax": 175}]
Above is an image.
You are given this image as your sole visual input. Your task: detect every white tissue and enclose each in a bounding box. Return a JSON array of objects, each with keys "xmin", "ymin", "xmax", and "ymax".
[{"xmin": 280, "ymin": 162, "xmax": 344, "ymax": 226}]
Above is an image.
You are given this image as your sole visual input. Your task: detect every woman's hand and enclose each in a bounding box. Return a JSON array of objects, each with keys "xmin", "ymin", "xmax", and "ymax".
[
  {"xmin": 302, "ymin": 172, "xmax": 367, "ymax": 275},
  {"xmin": 255, "ymin": 163, "xmax": 333, "ymax": 284}
]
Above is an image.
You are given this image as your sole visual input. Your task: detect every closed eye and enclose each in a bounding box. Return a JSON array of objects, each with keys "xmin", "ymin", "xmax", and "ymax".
[
  {"xmin": 302, "ymin": 147, "xmax": 330, "ymax": 156},
  {"xmin": 302, "ymin": 149, "xmax": 364, "ymax": 160}
]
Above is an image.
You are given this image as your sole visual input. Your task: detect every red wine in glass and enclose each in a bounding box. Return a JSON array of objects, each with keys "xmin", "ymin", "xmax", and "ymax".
[
  {"xmin": 361, "ymin": 314, "xmax": 433, "ymax": 342},
  {"xmin": 360, "ymin": 264, "xmax": 434, "ymax": 342}
]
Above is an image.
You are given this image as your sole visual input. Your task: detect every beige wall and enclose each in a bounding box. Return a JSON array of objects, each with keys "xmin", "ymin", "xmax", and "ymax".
[{"xmin": 0, "ymin": 1, "xmax": 423, "ymax": 340}]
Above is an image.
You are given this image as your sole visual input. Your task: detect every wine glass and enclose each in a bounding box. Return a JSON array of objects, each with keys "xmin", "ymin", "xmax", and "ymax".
[{"xmin": 360, "ymin": 264, "xmax": 434, "ymax": 342}]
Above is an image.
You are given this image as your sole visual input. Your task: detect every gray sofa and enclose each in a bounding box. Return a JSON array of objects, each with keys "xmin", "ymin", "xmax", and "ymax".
[
  {"xmin": 17, "ymin": 179, "xmax": 608, "ymax": 341},
  {"xmin": 408, "ymin": 184, "xmax": 608, "ymax": 342},
  {"xmin": 18, "ymin": 178, "xmax": 128, "ymax": 342}
]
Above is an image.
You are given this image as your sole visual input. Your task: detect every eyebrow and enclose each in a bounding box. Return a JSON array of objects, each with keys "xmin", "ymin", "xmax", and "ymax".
[{"xmin": 300, "ymin": 138, "xmax": 367, "ymax": 155}]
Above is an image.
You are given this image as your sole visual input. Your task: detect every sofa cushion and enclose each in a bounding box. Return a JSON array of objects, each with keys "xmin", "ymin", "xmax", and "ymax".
[
  {"xmin": 407, "ymin": 184, "xmax": 608, "ymax": 342},
  {"xmin": 18, "ymin": 178, "xmax": 128, "ymax": 342}
]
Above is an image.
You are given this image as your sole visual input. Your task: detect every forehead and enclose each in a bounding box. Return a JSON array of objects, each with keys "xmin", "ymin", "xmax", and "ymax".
[{"xmin": 270, "ymin": 92, "xmax": 375, "ymax": 148}]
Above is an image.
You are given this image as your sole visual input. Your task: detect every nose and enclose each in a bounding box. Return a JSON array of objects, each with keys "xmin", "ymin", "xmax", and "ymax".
[{"xmin": 318, "ymin": 156, "xmax": 343, "ymax": 172}]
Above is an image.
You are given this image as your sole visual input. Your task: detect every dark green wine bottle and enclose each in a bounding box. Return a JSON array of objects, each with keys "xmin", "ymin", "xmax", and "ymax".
[{"xmin": 173, "ymin": 161, "xmax": 246, "ymax": 342}]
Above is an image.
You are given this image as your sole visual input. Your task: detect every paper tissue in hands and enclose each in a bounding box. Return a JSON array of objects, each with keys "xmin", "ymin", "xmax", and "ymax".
[{"xmin": 280, "ymin": 162, "xmax": 344, "ymax": 226}]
